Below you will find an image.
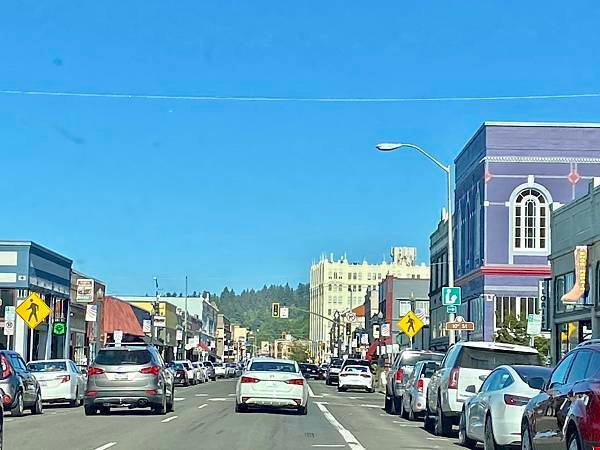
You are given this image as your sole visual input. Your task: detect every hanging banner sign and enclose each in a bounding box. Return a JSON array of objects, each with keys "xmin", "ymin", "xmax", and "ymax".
[{"xmin": 562, "ymin": 246, "xmax": 588, "ymax": 304}]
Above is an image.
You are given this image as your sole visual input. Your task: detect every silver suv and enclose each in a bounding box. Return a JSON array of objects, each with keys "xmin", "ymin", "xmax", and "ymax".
[{"xmin": 84, "ymin": 344, "xmax": 174, "ymax": 416}]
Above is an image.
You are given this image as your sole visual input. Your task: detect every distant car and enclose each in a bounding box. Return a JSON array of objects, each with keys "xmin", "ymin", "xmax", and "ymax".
[
  {"xmin": 318, "ymin": 364, "xmax": 329, "ymax": 380},
  {"xmin": 401, "ymin": 359, "xmax": 441, "ymax": 421},
  {"xmin": 192, "ymin": 362, "xmax": 208, "ymax": 383},
  {"xmin": 170, "ymin": 362, "xmax": 192, "ymax": 386},
  {"xmin": 0, "ymin": 350, "xmax": 43, "ymax": 416},
  {"xmin": 338, "ymin": 365, "xmax": 374, "ymax": 393},
  {"xmin": 173, "ymin": 360, "xmax": 199, "ymax": 385},
  {"xmin": 385, "ymin": 350, "xmax": 444, "ymax": 416},
  {"xmin": 340, "ymin": 358, "xmax": 371, "ymax": 372},
  {"xmin": 521, "ymin": 341, "xmax": 600, "ymax": 450},
  {"xmin": 27, "ymin": 359, "xmax": 86, "ymax": 407},
  {"xmin": 202, "ymin": 361, "xmax": 216, "ymax": 381},
  {"xmin": 426, "ymin": 341, "xmax": 540, "ymax": 437},
  {"xmin": 235, "ymin": 357, "xmax": 308, "ymax": 415},
  {"xmin": 214, "ymin": 363, "xmax": 227, "ymax": 378},
  {"xmin": 84, "ymin": 344, "xmax": 174, "ymax": 415},
  {"xmin": 226, "ymin": 363, "xmax": 241, "ymax": 378},
  {"xmin": 326, "ymin": 358, "xmax": 343, "ymax": 385},
  {"xmin": 300, "ymin": 364, "xmax": 320, "ymax": 380},
  {"xmin": 458, "ymin": 365, "xmax": 551, "ymax": 449}
]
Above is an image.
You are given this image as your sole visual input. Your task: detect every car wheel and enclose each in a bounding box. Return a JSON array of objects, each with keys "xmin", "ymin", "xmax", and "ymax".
[
  {"xmin": 31, "ymin": 391, "xmax": 43, "ymax": 415},
  {"xmin": 521, "ymin": 421, "xmax": 533, "ymax": 450},
  {"xmin": 235, "ymin": 402, "xmax": 247, "ymax": 413},
  {"xmin": 70, "ymin": 389, "xmax": 80, "ymax": 407},
  {"xmin": 407, "ymin": 401, "xmax": 416, "ymax": 422},
  {"xmin": 434, "ymin": 403, "xmax": 452, "ymax": 437},
  {"xmin": 297, "ymin": 405, "xmax": 307, "ymax": 415},
  {"xmin": 84, "ymin": 405, "xmax": 97, "ymax": 416},
  {"xmin": 401, "ymin": 397, "xmax": 409, "ymax": 419},
  {"xmin": 325, "ymin": 378, "xmax": 331, "ymax": 386},
  {"xmin": 568, "ymin": 432, "xmax": 582, "ymax": 450},
  {"xmin": 167, "ymin": 388, "xmax": 175, "ymax": 413},
  {"xmin": 10, "ymin": 391, "xmax": 24, "ymax": 417},
  {"xmin": 458, "ymin": 409, "xmax": 477, "ymax": 448},
  {"xmin": 484, "ymin": 414, "xmax": 503, "ymax": 450},
  {"xmin": 424, "ymin": 404, "xmax": 435, "ymax": 432},
  {"xmin": 99, "ymin": 406, "xmax": 110, "ymax": 415},
  {"xmin": 153, "ymin": 392, "xmax": 167, "ymax": 415},
  {"xmin": 384, "ymin": 395, "xmax": 392, "ymax": 413}
]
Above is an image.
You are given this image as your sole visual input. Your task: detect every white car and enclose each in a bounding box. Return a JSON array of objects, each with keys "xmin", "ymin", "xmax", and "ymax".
[
  {"xmin": 172, "ymin": 360, "xmax": 198, "ymax": 385},
  {"xmin": 458, "ymin": 364, "xmax": 551, "ymax": 449},
  {"xmin": 426, "ymin": 341, "xmax": 541, "ymax": 436},
  {"xmin": 214, "ymin": 363, "xmax": 227, "ymax": 378},
  {"xmin": 337, "ymin": 365, "xmax": 374, "ymax": 393},
  {"xmin": 27, "ymin": 359, "xmax": 86, "ymax": 407},
  {"xmin": 401, "ymin": 359, "xmax": 441, "ymax": 421},
  {"xmin": 235, "ymin": 357, "xmax": 308, "ymax": 414},
  {"xmin": 192, "ymin": 362, "xmax": 208, "ymax": 383}
]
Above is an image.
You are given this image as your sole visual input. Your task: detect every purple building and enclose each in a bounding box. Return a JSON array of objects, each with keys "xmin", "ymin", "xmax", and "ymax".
[{"xmin": 431, "ymin": 122, "xmax": 600, "ymax": 347}]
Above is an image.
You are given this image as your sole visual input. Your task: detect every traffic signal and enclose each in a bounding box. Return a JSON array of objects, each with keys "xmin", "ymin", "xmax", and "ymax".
[
  {"xmin": 346, "ymin": 323, "xmax": 351, "ymax": 335},
  {"xmin": 272, "ymin": 302, "xmax": 280, "ymax": 318}
]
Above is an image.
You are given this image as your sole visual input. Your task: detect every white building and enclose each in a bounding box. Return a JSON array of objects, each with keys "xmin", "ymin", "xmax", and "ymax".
[{"xmin": 309, "ymin": 247, "xmax": 429, "ymax": 360}]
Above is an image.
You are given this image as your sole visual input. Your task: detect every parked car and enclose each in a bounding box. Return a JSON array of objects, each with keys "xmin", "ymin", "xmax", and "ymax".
[
  {"xmin": 226, "ymin": 363, "xmax": 241, "ymax": 378},
  {"xmin": 214, "ymin": 362, "xmax": 227, "ymax": 378},
  {"xmin": 340, "ymin": 358, "xmax": 371, "ymax": 372},
  {"xmin": 385, "ymin": 349, "xmax": 444, "ymax": 415},
  {"xmin": 0, "ymin": 350, "xmax": 43, "ymax": 416},
  {"xmin": 300, "ymin": 363, "xmax": 320, "ymax": 380},
  {"xmin": 458, "ymin": 365, "xmax": 551, "ymax": 449},
  {"xmin": 170, "ymin": 362, "xmax": 192, "ymax": 386},
  {"xmin": 27, "ymin": 359, "xmax": 86, "ymax": 407},
  {"xmin": 325, "ymin": 358, "xmax": 343, "ymax": 385},
  {"xmin": 400, "ymin": 359, "xmax": 441, "ymax": 421},
  {"xmin": 192, "ymin": 362, "xmax": 208, "ymax": 383},
  {"xmin": 318, "ymin": 364, "xmax": 329, "ymax": 380},
  {"xmin": 172, "ymin": 360, "xmax": 199, "ymax": 385},
  {"xmin": 426, "ymin": 341, "xmax": 540, "ymax": 437},
  {"xmin": 521, "ymin": 341, "xmax": 600, "ymax": 450},
  {"xmin": 84, "ymin": 344, "xmax": 175, "ymax": 415},
  {"xmin": 202, "ymin": 361, "xmax": 216, "ymax": 381},
  {"xmin": 235, "ymin": 357, "xmax": 308, "ymax": 415},
  {"xmin": 338, "ymin": 365, "xmax": 374, "ymax": 393},
  {"xmin": 0, "ymin": 388, "xmax": 3, "ymax": 448}
]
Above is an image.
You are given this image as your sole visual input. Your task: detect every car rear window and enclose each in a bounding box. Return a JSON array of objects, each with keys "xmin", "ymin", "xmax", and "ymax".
[
  {"xmin": 27, "ymin": 361, "xmax": 67, "ymax": 372},
  {"xmin": 457, "ymin": 348, "xmax": 540, "ymax": 370},
  {"xmin": 249, "ymin": 361, "xmax": 297, "ymax": 373},
  {"xmin": 308, "ymin": 364, "xmax": 318, "ymax": 370},
  {"xmin": 513, "ymin": 366, "xmax": 552, "ymax": 388},
  {"xmin": 202, "ymin": 362, "xmax": 213, "ymax": 367},
  {"xmin": 400, "ymin": 353, "xmax": 444, "ymax": 366},
  {"xmin": 173, "ymin": 363, "xmax": 185, "ymax": 370},
  {"xmin": 344, "ymin": 366, "xmax": 368, "ymax": 373},
  {"xmin": 420, "ymin": 361, "xmax": 441, "ymax": 378},
  {"xmin": 343, "ymin": 359, "xmax": 370, "ymax": 368},
  {"xmin": 330, "ymin": 358, "xmax": 343, "ymax": 368},
  {"xmin": 95, "ymin": 349, "xmax": 153, "ymax": 365}
]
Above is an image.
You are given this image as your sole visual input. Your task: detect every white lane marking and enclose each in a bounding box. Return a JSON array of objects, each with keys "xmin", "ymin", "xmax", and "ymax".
[
  {"xmin": 198, "ymin": 404, "xmax": 208, "ymax": 409},
  {"xmin": 174, "ymin": 397, "xmax": 186, "ymax": 401},
  {"xmin": 427, "ymin": 437, "xmax": 451, "ymax": 441},
  {"xmin": 195, "ymin": 393, "xmax": 208, "ymax": 397},
  {"xmin": 94, "ymin": 443, "xmax": 117, "ymax": 450},
  {"xmin": 228, "ymin": 393, "xmax": 236, "ymax": 396},
  {"xmin": 208, "ymin": 397, "xmax": 231, "ymax": 401},
  {"xmin": 315, "ymin": 402, "xmax": 366, "ymax": 450},
  {"xmin": 359, "ymin": 404, "xmax": 380, "ymax": 408},
  {"xmin": 312, "ymin": 446, "xmax": 346, "ymax": 448},
  {"xmin": 161, "ymin": 416, "xmax": 178, "ymax": 423},
  {"xmin": 307, "ymin": 384, "xmax": 316, "ymax": 397}
]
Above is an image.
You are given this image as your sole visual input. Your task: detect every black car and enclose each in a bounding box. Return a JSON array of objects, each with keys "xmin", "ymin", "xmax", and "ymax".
[
  {"xmin": 299, "ymin": 364, "xmax": 320, "ymax": 379},
  {"xmin": 326, "ymin": 358, "xmax": 343, "ymax": 385}
]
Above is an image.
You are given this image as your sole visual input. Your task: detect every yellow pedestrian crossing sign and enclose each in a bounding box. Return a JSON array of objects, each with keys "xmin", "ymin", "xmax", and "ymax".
[
  {"xmin": 16, "ymin": 293, "xmax": 52, "ymax": 329},
  {"xmin": 397, "ymin": 311, "xmax": 424, "ymax": 338}
]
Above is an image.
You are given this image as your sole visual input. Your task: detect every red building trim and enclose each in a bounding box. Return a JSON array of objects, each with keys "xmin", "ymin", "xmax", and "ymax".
[{"xmin": 456, "ymin": 264, "xmax": 551, "ymax": 285}]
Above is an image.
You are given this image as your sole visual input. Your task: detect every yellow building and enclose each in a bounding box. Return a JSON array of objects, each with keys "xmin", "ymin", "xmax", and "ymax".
[{"xmin": 309, "ymin": 247, "xmax": 430, "ymax": 360}]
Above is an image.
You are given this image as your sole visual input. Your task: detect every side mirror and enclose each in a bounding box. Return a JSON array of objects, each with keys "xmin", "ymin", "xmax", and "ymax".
[
  {"xmin": 465, "ymin": 385, "xmax": 477, "ymax": 394},
  {"xmin": 479, "ymin": 374, "xmax": 488, "ymax": 382}
]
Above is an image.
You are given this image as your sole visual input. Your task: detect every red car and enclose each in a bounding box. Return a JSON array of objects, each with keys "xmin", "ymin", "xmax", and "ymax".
[{"xmin": 521, "ymin": 340, "xmax": 600, "ymax": 450}]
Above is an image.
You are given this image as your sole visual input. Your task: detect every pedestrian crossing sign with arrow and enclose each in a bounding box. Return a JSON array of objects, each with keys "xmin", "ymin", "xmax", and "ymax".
[
  {"xmin": 16, "ymin": 293, "xmax": 52, "ymax": 329},
  {"xmin": 397, "ymin": 310, "xmax": 424, "ymax": 338}
]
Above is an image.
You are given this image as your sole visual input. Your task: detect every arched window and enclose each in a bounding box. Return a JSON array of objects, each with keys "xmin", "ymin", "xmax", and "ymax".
[{"xmin": 514, "ymin": 188, "xmax": 548, "ymax": 250}]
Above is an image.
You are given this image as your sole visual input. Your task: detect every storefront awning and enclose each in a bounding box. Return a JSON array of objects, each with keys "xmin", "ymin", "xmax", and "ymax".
[{"xmin": 103, "ymin": 296, "xmax": 145, "ymax": 337}]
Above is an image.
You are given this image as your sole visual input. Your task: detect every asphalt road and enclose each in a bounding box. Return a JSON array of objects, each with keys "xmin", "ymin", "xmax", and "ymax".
[{"xmin": 4, "ymin": 378, "xmax": 463, "ymax": 450}]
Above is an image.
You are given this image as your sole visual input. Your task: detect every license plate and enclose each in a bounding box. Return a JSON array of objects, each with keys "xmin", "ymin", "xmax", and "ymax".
[{"xmin": 114, "ymin": 373, "xmax": 128, "ymax": 381}]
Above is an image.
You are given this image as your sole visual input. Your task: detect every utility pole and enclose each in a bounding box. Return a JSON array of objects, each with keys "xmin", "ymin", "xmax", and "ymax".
[
  {"xmin": 153, "ymin": 277, "xmax": 160, "ymax": 345},
  {"xmin": 184, "ymin": 275, "xmax": 188, "ymax": 359}
]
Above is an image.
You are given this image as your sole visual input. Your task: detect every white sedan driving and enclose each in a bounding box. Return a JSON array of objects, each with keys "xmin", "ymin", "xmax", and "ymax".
[
  {"xmin": 338, "ymin": 365, "xmax": 374, "ymax": 392},
  {"xmin": 27, "ymin": 359, "xmax": 86, "ymax": 407},
  {"xmin": 235, "ymin": 358, "xmax": 308, "ymax": 415}
]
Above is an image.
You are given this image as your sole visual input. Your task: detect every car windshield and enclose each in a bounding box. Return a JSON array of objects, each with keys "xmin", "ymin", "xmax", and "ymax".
[
  {"xmin": 27, "ymin": 361, "xmax": 67, "ymax": 372},
  {"xmin": 95, "ymin": 349, "xmax": 152, "ymax": 365},
  {"xmin": 458, "ymin": 348, "xmax": 540, "ymax": 370},
  {"xmin": 249, "ymin": 361, "xmax": 297, "ymax": 373}
]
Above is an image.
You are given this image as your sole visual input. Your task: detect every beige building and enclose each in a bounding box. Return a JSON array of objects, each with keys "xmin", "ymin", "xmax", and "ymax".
[{"xmin": 309, "ymin": 247, "xmax": 429, "ymax": 360}]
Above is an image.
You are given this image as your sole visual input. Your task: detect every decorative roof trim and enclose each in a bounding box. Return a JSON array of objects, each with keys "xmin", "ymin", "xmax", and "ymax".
[{"xmin": 485, "ymin": 155, "xmax": 600, "ymax": 164}]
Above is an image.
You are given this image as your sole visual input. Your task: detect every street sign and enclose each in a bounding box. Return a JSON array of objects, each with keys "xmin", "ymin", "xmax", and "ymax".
[
  {"xmin": 143, "ymin": 319, "xmax": 151, "ymax": 333},
  {"xmin": 16, "ymin": 293, "xmax": 51, "ymax": 329},
  {"xmin": 442, "ymin": 287, "xmax": 462, "ymax": 306},
  {"xmin": 373, "ymin": 325, "xmax": 380, "ymax": 338},
  {"xmin": 53, "ymin": 322, "xmax": 66, "ymax": 336},
  {"xmin": 445, "ymin": 317, "xmax": 475, "ymax": 331},
  {"xmin": 5, "ymin": 306, "xmax": 15, "ymax": 321},
  {"xmin": 446, "ymin": 305, "xmax": 457, "ymax": 314},
  {"xmin": 346, "ymin": 312, "xmax": 357, "ymax": 323},
  {"xmin": 360, "ymin": 333, "xmax": 369, "ymax": 345},
  {"xmin": 85, "ymin": 304, "xmax": 97, "ymax": 322},
  {"xmin": 381, "ymin": 323, "xmax": 390, "ymax": 337},
  {"xmin": 76, "ymin": 279, "xmax": 94, "ymax": 303},
  {"xmin": 397, "ymin": 311, "xmax": 424, "ymax": 338},
  {"xmin": 527, "ymin": 314, "xmax": 543, "ymax": 336},
  {"xmin": 280, "ymin": 307, "xmax": 289, "ymax": 319},
  {"xmin": 3, "ymin": 320, "xmax": 14, "ymax": 336},
  {"xmin": 154, "ymin": 315, "xmax": 166, "ymax": 328},
  {"xmin": 176, "ymin": 329, "xmax": 183, "ymax": 341},
  {"xmin": 114, "ymin": 329, "xmax": 123, "ymax": 343}
]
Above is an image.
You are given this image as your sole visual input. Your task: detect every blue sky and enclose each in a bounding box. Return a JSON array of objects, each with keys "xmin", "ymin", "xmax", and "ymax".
[{"xmin": 2, "ymin": 1, "xmax": 600, "ymax": 295}]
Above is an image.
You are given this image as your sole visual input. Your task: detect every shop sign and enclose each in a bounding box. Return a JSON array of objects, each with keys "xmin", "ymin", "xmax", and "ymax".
[
  {"xmin": 85, "ymin": 304, "xmax": 97, "ymax": 322},
  {"xmin": 561, "ymin": 246, "xmax": 588, "ymax": 304},
  {"xmin": 76, "ymin": 279, "xmax": 94, "ymax": 303}
]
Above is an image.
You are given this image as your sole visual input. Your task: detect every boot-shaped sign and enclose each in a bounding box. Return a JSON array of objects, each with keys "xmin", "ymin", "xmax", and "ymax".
[{"xmin": 561, "ymin": 246, "xmax": 588, "ymax": 304}]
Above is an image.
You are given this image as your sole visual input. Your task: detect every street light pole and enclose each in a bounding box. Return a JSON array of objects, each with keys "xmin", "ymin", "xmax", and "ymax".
[
  {"xmin": 376, "ymin": 142, "xmax": 456, "ymax": 346},
  {"xmin": 153, "ymin": 276, "xmax": 160, "ymax": 345},
  {"xmin": 184, "ymin": 275, "xmax": 188, "ymax": 359}
]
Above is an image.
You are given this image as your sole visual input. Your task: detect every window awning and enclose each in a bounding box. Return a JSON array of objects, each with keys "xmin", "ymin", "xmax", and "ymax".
[{"xmin": 102, "ymin": 296, "xmax": 146, "ymax": 337}]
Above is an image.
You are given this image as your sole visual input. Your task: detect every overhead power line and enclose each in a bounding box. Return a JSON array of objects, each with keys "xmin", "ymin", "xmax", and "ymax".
[{"xmin": 1, "ymin": 88, "xmax": 600, "ymax": 103}]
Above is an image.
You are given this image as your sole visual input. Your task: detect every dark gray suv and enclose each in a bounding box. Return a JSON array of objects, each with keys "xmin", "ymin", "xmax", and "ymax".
[
  {"xmin": 0, "ymin": 350, "xmax": 43, "ymax": 417},
  {"xmin": 84, "ymin": 344, "xmax": 174, "ymax": 415}
]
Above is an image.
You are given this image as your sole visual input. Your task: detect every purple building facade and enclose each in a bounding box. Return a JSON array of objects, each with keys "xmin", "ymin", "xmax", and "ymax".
[{"xmin": 437, "ymin": 122, "xmax": 600, "ymax": 347}]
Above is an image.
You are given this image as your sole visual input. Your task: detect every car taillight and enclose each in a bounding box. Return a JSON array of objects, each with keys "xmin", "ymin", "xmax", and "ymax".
[
  {"xmin": 60, "ymin": 375, "xmax": 71, "ymax": 383},
  {"xmin": 1, "ymin": 354, "xmax": 12, "ymax": 379},
  {"xmin": 286, "ymin": 379, "xmax": 305, "ymax": 386},
  {"xmin": 417, "ymin": 378, "xmax": 424, "ymax": 393},
  {"xmin": 395, "ymin": 369, "xmax": 404, "ymax": 382},
  {"xmin": 176, "ymin": 370, "xmax": 185, "ymax": 376},
  {"xmin": 2, "ymin": 393, "xmax": 11, "ymax": 404},
  {"xmin": 241, "ymin": 376, "xmax": 260, "ymax": 383},
  {"xmin": 504, "ymin": 394, "xmax": 530, "ymax": 406},
  {"xmin": 85, "ymin": 390, "xmax": 98, "ymax": 397},
  {"xmin": 87, "ymin": 367, "xmax": 105, "ymax": 376},
  {"xmin": 140, "ymin": 365, "xmax": 160, "ymax": 376},
  {"xmin": 145, "ymin": 389, "xmax": 158, "ymax": 395},
  {"xmin": 448, "ymin": 368, "xmax": 459, "ymax": 389}
]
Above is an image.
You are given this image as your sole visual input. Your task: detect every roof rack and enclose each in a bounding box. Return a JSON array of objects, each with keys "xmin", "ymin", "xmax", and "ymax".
[{"xmin": 576, "ymin": 339, "xmax": 600, "ymax": 348}]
